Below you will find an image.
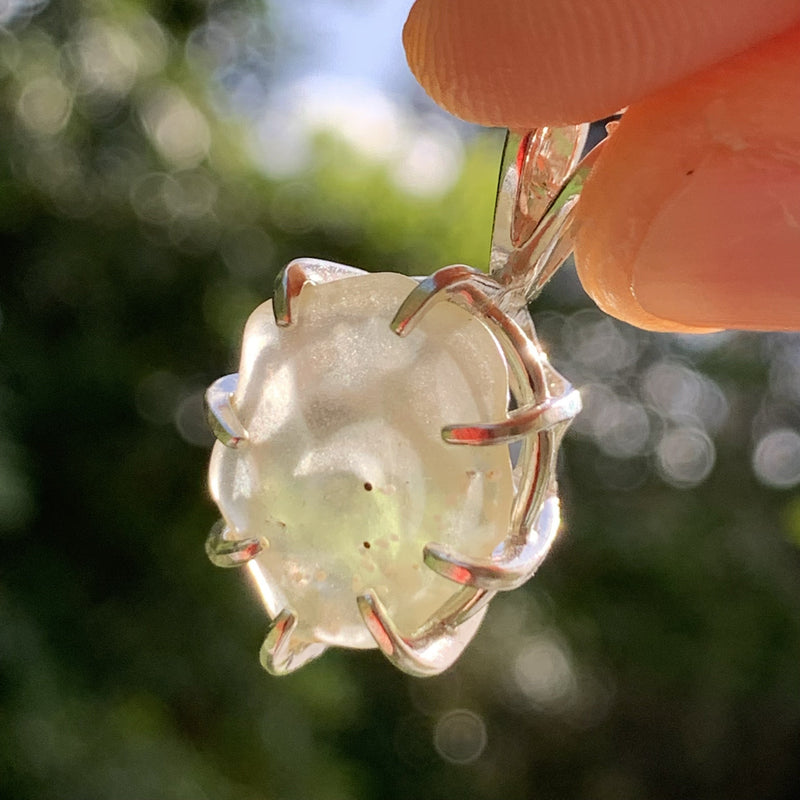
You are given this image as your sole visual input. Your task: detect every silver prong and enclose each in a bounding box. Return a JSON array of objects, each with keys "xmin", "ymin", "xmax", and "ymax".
[
  {"xmin": 423, "ymin": 494, "xmax": 561, "ymax": 591},
  {"xmin": 357, "ymin": 588, "xmax": 492, "ymax": 677},
  {"xmin": 391, "ymin": 268, "xmax": 543, "ymax": 420},
  {"xmin": 442, "ymin": 388, "xmax": 581, "ymax": 446},
  {"xmin": 205, "ymin": 373, "xmax": 247, "ymax": 448},
  {"xmin": 390, "ymin": 265, "xmax": 484, "ymax": 337},
  {"xmin": 206, "ymin": 520, "xmax": 266, "ymax": 568},
  {"xmin": 357, "ymin": 591, "xmax": 450, "ymax": 677},
  {"xmin": 273, "ymin": 258, "xmax": 365, "ymax": 327},
  {"xmin": 259, "ymin": 608, "xmax": 327, "ymax": 675},
  {"xmin": 273, "ymin": 260, "xmax": 311, "ymax": 327}
]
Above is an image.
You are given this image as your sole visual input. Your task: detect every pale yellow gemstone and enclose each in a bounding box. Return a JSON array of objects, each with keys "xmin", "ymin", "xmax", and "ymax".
[{"xmin": 209, "ymin": 272, "xmax": 513, "ymax": 648}]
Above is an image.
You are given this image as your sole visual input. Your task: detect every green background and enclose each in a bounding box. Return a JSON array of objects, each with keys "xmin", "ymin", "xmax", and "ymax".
[{"xmin": 1, "ymin": 2, "xmax": 799, "ymax": 798}]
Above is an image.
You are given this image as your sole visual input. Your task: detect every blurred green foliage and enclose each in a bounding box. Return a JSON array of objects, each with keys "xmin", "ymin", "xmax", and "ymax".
[{"xmin": 1, "ymin": 2, "xmax": 800, "ymax": 799}]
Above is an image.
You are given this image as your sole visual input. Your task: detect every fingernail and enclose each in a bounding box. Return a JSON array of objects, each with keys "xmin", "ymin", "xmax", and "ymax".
[{"xmin": 632, "ymin": 153, "xmax": 800, "ymax": 330}]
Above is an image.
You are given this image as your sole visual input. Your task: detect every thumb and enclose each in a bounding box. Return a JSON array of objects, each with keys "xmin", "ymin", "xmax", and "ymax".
[{"xmin": 575, "ymin": 23, "xmax": 800, "ymax": 331}]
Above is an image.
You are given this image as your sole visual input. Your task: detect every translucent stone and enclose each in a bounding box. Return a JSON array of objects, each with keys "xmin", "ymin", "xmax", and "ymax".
[{"xmin": 209, "ymin": 272, "xmax": 514, "ymax": 649}]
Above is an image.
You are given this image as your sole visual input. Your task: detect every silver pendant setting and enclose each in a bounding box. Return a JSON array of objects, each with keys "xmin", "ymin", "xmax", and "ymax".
[{"xmin": 205, "ymin": 123, "xmax": 605, "ymax": 676}]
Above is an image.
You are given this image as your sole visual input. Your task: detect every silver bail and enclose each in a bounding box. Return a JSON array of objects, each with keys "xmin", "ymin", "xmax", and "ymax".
[{"xmin": 489, "ymin": 124, "xmax": 607, "ymax": 303}]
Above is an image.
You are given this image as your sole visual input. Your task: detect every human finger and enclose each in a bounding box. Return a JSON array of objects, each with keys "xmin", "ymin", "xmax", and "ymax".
[
  {"xmin": 574, "ymin": 23, "xmax": 800, "ymax": 332},
  {"xmin": 403, "ymin": 0, "xmax": 800, "ymax": 127}
]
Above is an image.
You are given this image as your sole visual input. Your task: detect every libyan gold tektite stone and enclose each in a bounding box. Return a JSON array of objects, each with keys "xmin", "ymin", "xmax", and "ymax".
[{"xmin": 209, "ymin": 272, "xmax": 514, "ymax": 649}]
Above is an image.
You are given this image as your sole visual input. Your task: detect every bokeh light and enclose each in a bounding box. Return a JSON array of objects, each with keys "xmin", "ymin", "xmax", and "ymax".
[
  {"xmin": 752, "ymin": 428, "xmax": 800, "ymax": 488},
  {"xmin": 140, "ymin": 86, "xmax": 211, "ymax": 168},
  {"xmin": 433, "ymin": 709, "xmax": 488, "ymax": 765},
  {"xmin": 656, "ymin": 426, "xmax": 716, "ymax": 488},
  {"xmin": 511, "ymin": 634, "xmax": 577, "ymax": 711}
]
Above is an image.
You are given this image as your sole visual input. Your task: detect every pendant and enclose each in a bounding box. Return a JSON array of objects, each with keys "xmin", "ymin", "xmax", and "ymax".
[{"xmin": 206, "ymin": 123, "xmax": 606, "ymax": 676}]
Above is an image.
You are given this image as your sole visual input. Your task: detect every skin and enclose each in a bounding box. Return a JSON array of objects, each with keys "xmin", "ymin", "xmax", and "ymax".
[{"xmin": 403, "ymin": 0, "xmax": 800, "ymax": 331}]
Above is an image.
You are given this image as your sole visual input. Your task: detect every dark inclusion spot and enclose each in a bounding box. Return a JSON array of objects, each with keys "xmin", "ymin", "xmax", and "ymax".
[
  {"xmin": 686, "ymin": 169, "xmax": 695, "ymax": 176},
  {"xmin": 363, "ymin": 482, "xmax": 373, "ymax": 491},
  {"xmin": 363, "ymin": 541, "xmax": 371, "ymax": 549}
]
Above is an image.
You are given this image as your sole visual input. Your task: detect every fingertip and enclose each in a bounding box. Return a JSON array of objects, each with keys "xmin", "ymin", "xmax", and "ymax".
[
  {"xmin": 574, "ymin": 24, "xmax": 800, "ymax": 332},
  {"xmin": 404, "ymin": 0, "xmax": 800, "ymax": 128},
  {"xmin": 631, "ymin": 157, "xmax": 800, "ymax": 330}
]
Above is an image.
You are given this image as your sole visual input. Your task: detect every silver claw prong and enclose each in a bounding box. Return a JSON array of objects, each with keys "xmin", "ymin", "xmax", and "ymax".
[
  {"xmin": 205, "ymin": 373, "xmax": 247, "ymax": 448},
  {"xmin": 205, "ymin": 520, "xmax": 266, "ymax": 567},
  {"xmin": 424, "ymin": 495, "xmax": 562, "ymax": 591},
  {"xmin": 442, "ymin": 388, "xmax": 581, "ymax": 445},
  {"xmin": 273, "ymin": 258, "xmax": 365, "ymax": 326},
  {"xmin": 390, "ymin": 265, "xmax": 485, "ymax": 337},
  {"xmin": 391, "ymin": 269, "xmax": 545, "ymax": 426},
  {"xmin": 356, "ymin": 591, "xmax": 444, "ymax": 677},
  {"xmin": 259, "ymin": 608, "xmax": 327, "ymax": 675},
  {"xmin": 273, "ymin": 260, "xmax": 311, "ymax": 327},
  {"xmin": 357, "ymin": 588, "xmax": 491, "ymax": 676}
]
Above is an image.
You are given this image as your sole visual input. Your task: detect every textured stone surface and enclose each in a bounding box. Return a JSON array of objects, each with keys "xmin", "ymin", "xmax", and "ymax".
[{"xmin": 209, "ymin": 271, "xmax": 513, "ymax": 648}]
